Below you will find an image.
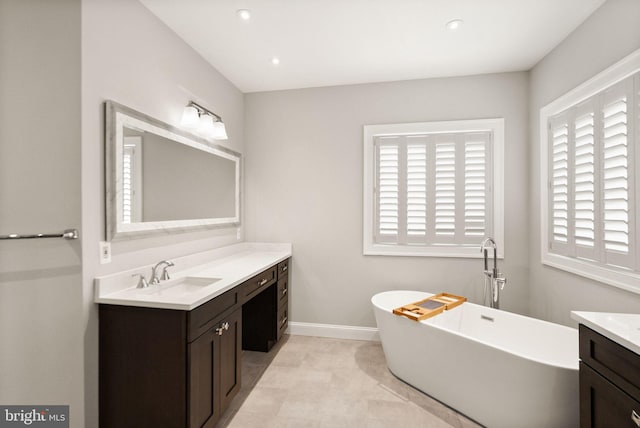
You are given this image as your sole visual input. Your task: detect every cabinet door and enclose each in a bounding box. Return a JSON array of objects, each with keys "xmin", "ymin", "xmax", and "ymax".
[
  {"xmin": 99, "ymin": 305, "xmax": 188, "ymax": 428},
  {"xmin": 580, "ymin": 362, "xmax": 640, "ymax": 428},
  {"xmin": 189, "ymin": 328, "xmax": 221, "ymax": 428},
  {"xmin": 219, "ymin": 308, "xmax": 242, "ymax": 412}
]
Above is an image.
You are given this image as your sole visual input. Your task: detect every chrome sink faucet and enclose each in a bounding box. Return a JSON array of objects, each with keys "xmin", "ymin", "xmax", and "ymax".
[
  {"xmin": 151, "ymin": 260, "xmax": 174, "ymax": 284},
  {"xmin": 480, "ymin": 238, "xmax": 506, "ymax": 309}
]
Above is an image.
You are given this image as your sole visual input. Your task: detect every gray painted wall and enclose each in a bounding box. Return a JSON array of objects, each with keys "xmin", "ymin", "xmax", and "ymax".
[
  {"xmin": 3, "ymin": 1, "xmax": 638, "ymax": 427},
  {"xmin": 528, "ymin": 0, "xmax": 640, "ymax": 326},
  {"xmin": 0, "ymin": 0, "xmax": 83, "ymax": 423},
  {"xmin": 81, "ymin": 0, "xmax": 244, "ymax": 426},
  {"xmin": 244, "ymin": 72, "xmax": 530, "ymax": 327}
]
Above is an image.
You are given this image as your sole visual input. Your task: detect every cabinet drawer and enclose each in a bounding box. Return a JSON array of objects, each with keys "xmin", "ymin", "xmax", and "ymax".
[
  {"xmin": 188, "ymin": 287, "xmax": 240, "ymax": 342},
  {"xmin": 242, "ymin": 266, "xmax": 277, "ymax": 301},
  {"xmin": 580, "ymin": 325, "xmax": 640, "ymax": 402},
  {"xmin": 277, "ymin": 259, "xmax": 289, "ymax": 279},
  {"xmin": 277, "ymin": 306, "xmax": 288, "ymax": 340},
  {"xmin": 580, "ymin": 362, "xmax": 640, "ymax": 428},
  {"xmin": 277, "ymin": 277, "xmax": 289, "ymax": 307}
]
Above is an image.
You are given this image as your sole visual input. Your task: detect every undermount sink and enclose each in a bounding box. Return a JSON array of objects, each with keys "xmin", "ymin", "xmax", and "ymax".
[{"xmin": 138, "ymin": 276, "xmax": 222, "ymax": 297}]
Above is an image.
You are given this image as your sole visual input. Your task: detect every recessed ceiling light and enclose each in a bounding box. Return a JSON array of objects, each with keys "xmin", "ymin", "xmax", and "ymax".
[
  {"xmin": 446, "ymin": 19, "xmax": 464, "ymax": 31},
  {"xmin": 236, "ymin": 9, "xmax": 251, "ymax": 21},
  {"xmin": 271, "ymin": 57, "xmax": 280, "ymax": 66}
]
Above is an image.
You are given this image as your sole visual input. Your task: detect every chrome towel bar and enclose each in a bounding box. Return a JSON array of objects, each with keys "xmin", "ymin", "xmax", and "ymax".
[{"xmin": 0, "ymin": 228, "xmax": 79, "ymax": 240}]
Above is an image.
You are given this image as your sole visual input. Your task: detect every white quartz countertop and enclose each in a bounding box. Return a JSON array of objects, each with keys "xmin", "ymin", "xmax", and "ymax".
[
  {"xmin": 94, "ymin": 242, "xmax": 291, "ymax": 310},
  {"xmin": 571, "ymin": 311, "xmax": 640, "ymax": 355}
]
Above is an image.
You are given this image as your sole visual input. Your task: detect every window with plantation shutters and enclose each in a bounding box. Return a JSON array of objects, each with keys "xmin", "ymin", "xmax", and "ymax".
[
  {"xmin": 541, "ymin": 53, "xmax": 640, "ymax": 292},
  {"xmin": 364, "ymin": 119, "xmax": 504, "ymax": 257}
]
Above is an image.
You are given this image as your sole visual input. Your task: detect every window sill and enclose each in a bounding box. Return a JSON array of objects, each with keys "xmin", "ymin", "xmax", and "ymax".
[
  {"xmin": 542, "ymin": 252, "xmax": 640, "ymax": 295},
  {"xmin": 364, "ymin": 243, "xmax": 504, "ymax": 259}
]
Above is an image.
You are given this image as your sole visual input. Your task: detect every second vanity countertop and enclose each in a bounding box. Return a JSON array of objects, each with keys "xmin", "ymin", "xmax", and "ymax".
[
  {"xmin": 571, "ymin": 311, "xmax": 640, "ymax": 355},
  {"xmin": 95, "ymin": 242, "xmax": 291, "ymax": 311}
]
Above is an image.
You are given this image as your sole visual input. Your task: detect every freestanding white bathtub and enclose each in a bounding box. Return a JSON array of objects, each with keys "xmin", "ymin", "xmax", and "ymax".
[{"xmin": 372, "ymin": 290, "xmax": 579, "ymax": 428}]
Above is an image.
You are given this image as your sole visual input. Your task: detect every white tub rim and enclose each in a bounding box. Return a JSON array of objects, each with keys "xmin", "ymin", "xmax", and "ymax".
[{"xmin": 372, "ymin": 289, "xmax": 579, "ymax": 371}]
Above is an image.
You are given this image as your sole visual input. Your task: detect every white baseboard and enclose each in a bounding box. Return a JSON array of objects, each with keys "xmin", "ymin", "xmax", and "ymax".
[{"xmin": 287, "ymin": 321, "xmax": 380, "ymax": 342}]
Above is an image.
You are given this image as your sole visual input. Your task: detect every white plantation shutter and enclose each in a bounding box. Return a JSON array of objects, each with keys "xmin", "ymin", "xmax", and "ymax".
[
  {"xmin": 122, "ymin": 136, "xmax": 142, "ymax": 224},
  {"xmin": 406, "ymin": 137, "xmax": 428, "ymax": 241},
  {"xmin": 376, "ymin": 139, "xmax": 400, "ymax": 242},
  {"xmin": 374, "ymin": 131, "xmax": 492, "ymax": 247},
  {"xmin": 434, "ymin": 138, "xmax": 457, "ymax": 239},
  {"xmin": 122, "ymin": 147, "xmax": 134, "ymax": 224},
  {"xmin": 547, "ymin": 75, "xmax": 637, "ymax": 271},
  {"xmin": 601, "ymin": 81, "xmax": 634, "ymax": 268},
  {"xmin": 573, "ymin": 104, "xmax": 597, "ymax": 260},
  {"xmin": 465, "ymin": 133, "xmax": 491, "ymax": 239},
  {"xmin": 549, "ymin": 116, "xmax": 570, "ymax": 250}
]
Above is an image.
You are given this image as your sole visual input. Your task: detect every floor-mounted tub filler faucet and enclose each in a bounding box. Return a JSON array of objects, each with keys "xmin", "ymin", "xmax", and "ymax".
[{"xmin": 480, "ymin": 238, "xmax": 506, "ymax": 309}]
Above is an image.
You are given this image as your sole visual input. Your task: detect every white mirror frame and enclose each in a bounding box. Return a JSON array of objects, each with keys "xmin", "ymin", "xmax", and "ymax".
[{"xmin": 105, "ymin": 100, "xmax": 241, "ymax": 241}]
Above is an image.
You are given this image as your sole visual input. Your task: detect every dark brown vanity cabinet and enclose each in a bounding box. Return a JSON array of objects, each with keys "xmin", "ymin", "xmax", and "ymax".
[
  {"xmin": 579, "ymin": 325, "xmax": 640, "ymax": 428},
  {"xmin": 242, "ymin": 258, "xmax": 290, "ymax": 352},
  {"xmin": 99, "ymin": 287, "xmax": 242, "ymax": 428},
  {"xmin": 99, "ymin": 258, "xmax": 290, "ymax": 428}
]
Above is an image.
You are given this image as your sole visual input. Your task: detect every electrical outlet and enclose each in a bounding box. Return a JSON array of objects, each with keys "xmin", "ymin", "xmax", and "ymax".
[{"xmin": 99, "ymin": 241, "xmax": 112, "ymax": 264}]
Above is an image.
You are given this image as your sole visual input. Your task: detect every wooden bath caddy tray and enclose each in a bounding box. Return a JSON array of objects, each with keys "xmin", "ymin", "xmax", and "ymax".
[{"xmin": 393, "ymin": 293, "xmax": 466, "ymax": 321}]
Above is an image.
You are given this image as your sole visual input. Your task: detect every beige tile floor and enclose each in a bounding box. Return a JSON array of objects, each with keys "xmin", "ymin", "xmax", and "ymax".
[{"xmin": 219, "ymin": 335, "xmax": 482, "ymax": 428}]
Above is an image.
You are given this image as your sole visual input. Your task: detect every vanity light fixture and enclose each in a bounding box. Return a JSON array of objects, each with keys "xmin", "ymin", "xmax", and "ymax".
[{"xmin": 180, "ymin": 101, "xmax": 228, "ymax": 140}]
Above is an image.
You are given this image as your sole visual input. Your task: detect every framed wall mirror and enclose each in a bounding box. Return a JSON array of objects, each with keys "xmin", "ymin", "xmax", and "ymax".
[{"xmin": 105, "ymin": 100, "xmax": 241, "ymax": 241}]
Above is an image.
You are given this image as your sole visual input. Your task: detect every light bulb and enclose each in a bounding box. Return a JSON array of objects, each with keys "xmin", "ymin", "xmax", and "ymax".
[
  {"xmin": 180, "ymin": 106, "xmax": 200, "ymax": 129},
  {"xmin": 197, "ymin": 114, "xmax": 215, "ymax": 138},
  {"xmin": 237, "ymin": 9, "xmax": 251, "ymax": 21},
  {"xmin": 213, "ymin": 121, "xmax": 228, "ymax": 140}
]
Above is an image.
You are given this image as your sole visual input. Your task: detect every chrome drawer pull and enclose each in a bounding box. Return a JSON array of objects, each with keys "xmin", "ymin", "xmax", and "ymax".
[
  {"xmin": 281, "ymin": 265, "xmax": 288, "ymax": 273},
  {"xmin": 282, "ymin": 287, "xmax": 288, "ymax": 296},
  {"xmin": 215, "ymin": 322, "xmax": 230, "ymax": 336},
  {"xmin": 281, "ymin": 316, "xmax": 288, "ymax": 326},
  {"xmin": 632, "ymin": 410, "xmax": 640, "ymax": 426},
  {"xmin": 258, "ymin": 278, "xmax": 268, "ymax": 286}
]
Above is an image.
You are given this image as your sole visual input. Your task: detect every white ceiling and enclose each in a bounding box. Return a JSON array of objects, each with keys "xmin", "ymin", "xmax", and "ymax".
[{"xmin": 139, "ymin": 0, "xmax": 606, "ymax": 93}]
